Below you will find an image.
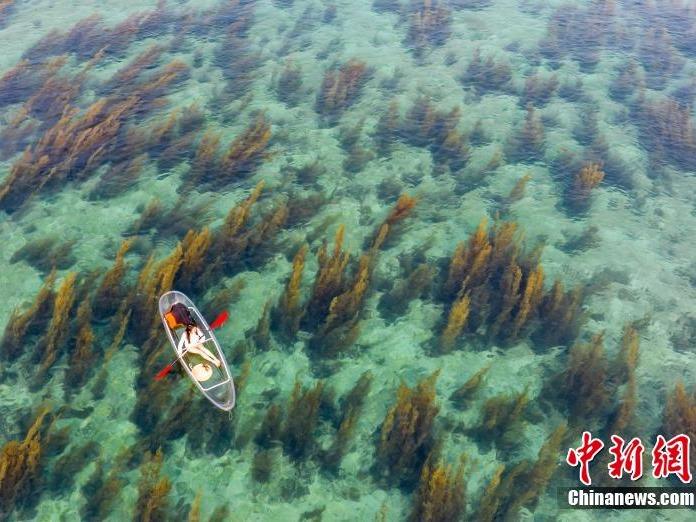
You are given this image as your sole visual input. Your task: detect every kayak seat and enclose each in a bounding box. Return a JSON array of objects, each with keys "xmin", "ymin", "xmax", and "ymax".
[{"xmin": 164, "ymin": 311, "xmax": 183, "ymax": 329}]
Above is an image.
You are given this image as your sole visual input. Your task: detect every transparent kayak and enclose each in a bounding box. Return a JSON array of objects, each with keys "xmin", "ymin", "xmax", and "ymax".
[{"xmin": 158, "ymin": 290, "xmax": 236, "ymax": 411}]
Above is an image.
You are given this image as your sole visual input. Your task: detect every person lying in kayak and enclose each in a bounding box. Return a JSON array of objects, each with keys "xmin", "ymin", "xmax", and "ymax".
[{"xmin": 169, "ymin": 303, "xmax": 221, "ymax": 368}]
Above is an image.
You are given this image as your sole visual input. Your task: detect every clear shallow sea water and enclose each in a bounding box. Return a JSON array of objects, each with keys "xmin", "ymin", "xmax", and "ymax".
[{"xmin": 1, "ymin": 0, "xmax": 696, "ymax": 520}]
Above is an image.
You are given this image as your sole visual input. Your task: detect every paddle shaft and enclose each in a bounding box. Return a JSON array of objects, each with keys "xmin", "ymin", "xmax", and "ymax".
[{"xmin": 154, "ymin": 347, "xmax": 189, "ymax": 380}]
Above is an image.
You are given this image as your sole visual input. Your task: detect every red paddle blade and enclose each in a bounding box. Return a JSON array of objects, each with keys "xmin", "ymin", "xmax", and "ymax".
[
  {"xmin": 154, "ymin": 363, "xmax": 174, "ymax": 381},
  {"xmin": 209, "ymin": 310, "xmax": 229, "ymax": 330}
]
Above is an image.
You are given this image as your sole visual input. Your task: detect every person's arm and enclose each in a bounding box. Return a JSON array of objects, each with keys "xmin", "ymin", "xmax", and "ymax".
[{"xmin": 177, "ymin": 333, "xmax": 188, "ymax": 354}]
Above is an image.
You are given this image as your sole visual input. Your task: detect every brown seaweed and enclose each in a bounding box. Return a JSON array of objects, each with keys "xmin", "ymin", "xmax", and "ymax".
[
  {"xmin": 0, "ymin": 407, "xmax": 51, "ymax": 514},
  {"xmin": 639, "ymin": 27, "xmax": 684, "ymax": 90},
  {"xmin": 209, "ymin": 504, "xmax": 231, "ymax": 522},
  {"xmin": 1, "ymin": 271, "xmax": 56, "ymax": 360},
  {"xmin": 554, "ymin": 333, "xmax": 610, "ymax": 423},
  {"xmin": 323, "ymin": 371, "xmax": 373, "ymax": 471},
  {"xmin": 6, "ymin": 57, "xmax": 86, "ymax": 133},
  {"xmin": 251, "ymin": 302, "xmax": 272, "ymax": 351},
  {"xmin": 187, "ymin": 491, "xmax": 202, "ymax": 522},
  {"xmin": 475, "ymin": 388, "xmax": 529, "ymax": 451},
  {"xmin": 207, "ymin": 181, "xmax": 266, "ymax": 274},
  {"xmin": 341, "ymin": 120, "xmax": 375, "ymax": 172},
  {"xmin": 505, "ymin": 424, "xmax": 567, "ymax": 516},
  {"xmin": 128, "ymin": 245, "xmax": 183, "ymax": 350},
  {"xmin": 399, "ymin": 98, "xmax": 469, "ymax": 170},
  {"xmin": 662, "ymin": 382, "xmax": 696, "ymax": 478},
  {"xmin": 534, "ymin": 279, "xmax": 584, "ymax": 347},
  {"xmin": 187, "ymin": 116, "xmax": 272, "ymax": 192},
  {"xmin": 376, "ymin": 371, "xmax": 440, "ymax": 487},
  {"xmin": 476, "ymin": 424, "xmax": 566, "ymax": 520},
  {"xmin": 81, "ymin": 460, "xmax": 124, "ymax": 520},
  {"xmin": 506, "ymin": 105, "xmax": 545, "ymax": 164},
  {"xmin": 461, "ymin": 48, "xmax": 513, "ymax": 95},
  {"xmin": 220, "ymin": 114, "xmax": 273, "ymax": 180},
  {"xmin": 561, "ymin": 225, "xmax": 600, "ymax": 254},
  {"xmin": 558, "ymin": 77, "xmax": 586, "ymax": 102},
  {"xmin": 0, "ymin": 59, "xmax": 50, "ymax": 108},
  {"xmin": 440, "ymin": 293, "xmax": 471, "ymax": 352},
  {"xmin": 255, "ymin": 403, "xmax": 284, "ymax": 449},
  {"xmin": 366, "ymin": 193, "xmax": 418, "ymax": 253},
  {"xmin": 609, "ymin": 61, "xmax": 642, "ymax": 101},
  {"xmin": 308, "ymin": 253, "xmax": 370, "ymax": 357},
  {"xmin": 201, "ymin": 279, "xmax": 246, "ymax": 322},
  {"xmin": 65, "ymin": 300, "xmax": 97, "ymax": 390},
  {"xmin": 506, "ymin": 174, "xmax": 531, "ymax": 206},
  {"xmin": 373, "ymin": 0, "xmax": 401, "ymax": 13},
  {"xmin": 103, "ymin": 45, "xmax": 166, "ymax": 96},
  {"xmin": 409, "ymin": 456, "xmax": 466, "ymax": 522},
  {"xmin": 0, "ymin": 52, "xmax": 190, "ymax": 213},
  {"xmin": 316, "ymin": 59, "xmax": 369, "ymax": 121},
  {"xmin": 89, "ymin": 155, "xmax": 147, "ymax": 200},
  {"xmin": 476, "ymin": 464, "xmax": 506, "ymax": 522},
  {"xmin": 406, "ymin": 0, "xmax": 452, "ymax": 58},
  {"xmin": 187, "ymin": 130, "xmax": 221, "ymax": 185},
  {"xmin": 614, "ymin": 324, "xmax": 640, "ymax": 385},
  {"xmin": 242, "ymin": 200, "xmax": 289, "ymax": 265},
  {"xmin": 93, "ymin": 239, "xmax": 133, "ymax": 319},
  {"xmin": 0, "ymin": 0, "xmax": 14, "ymax": 25},
  {"xmin": 0, "ymin": 98, "xmax": 136, "ymax": 212},
  {"xmin": 374, "ymin": 100, "xmax": 400, "ymax": 155},
  {"xmin": 34, "ymin": 273, "xmax": 78, "ymax": 382},
  {"xmin": 277, "ymin": 60, "xmax": 304, "ymax": 106},
  {"xmin": 439, "ymin": 218, "xmax": 561, "ymax": 347},
  {"xmin": 22, "ymin": 10, "xmax": 165, "ymax": 63},
  {"xmin": 303, "ymin": 225, "xmax": 351, "ymax": 330},
  {"xmin": 48, "ymin": 441, "xmax": 100, "ymax": 493},
  {"xmin": 127, "ymin": 198, "xmax": 165, "ymax": 236},
  {"xmin": 213, "ymin": 5, "xmax": 259, "ymax": 97},
  {"xmin": 564, "ymin": 162, "xmax": 604, "ymax": 214},
  {"xmin": 176, "ymin": 228, "xmax": 213, "ymax": 293},
  {"xmin": 634, "ymin": 96, "xmax": 696, "ymax": 171},
  {"xmin": 252, "ymin": 449, "xmax": 276, "ymax": 483},
  {"xmin": 520, "ymin": 71, "xmax": 559, "ymax": 107},
  {"xmin": 538, "ymin": 3, "xmax": 615, "ymax": 71},
  {"xmin": 10, "ymin": 236, "xmax": 75, "ymax": 274},
  {"xmin": 134, "ymin": 448, "xmax": 172, "ymax": 522},
  {"xmin": 450, "ymin": 364, "xmax": 490, "ymax": 406},
  {"xmin": 379, "ymin": 263, "xmax": 434, "ymax": 319},
  {"xmin": 274, "ymin": 245, "xmax": 308, "ymax": 339},
  {"xmin": 282, "ymin": 379, "xmax": 325, "ymax": 460}
]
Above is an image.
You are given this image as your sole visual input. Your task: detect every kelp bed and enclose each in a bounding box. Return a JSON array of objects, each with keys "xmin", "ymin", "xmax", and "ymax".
[{"xmin": 1, "ymin": 0, "xmax": 696, "ymax": 520}]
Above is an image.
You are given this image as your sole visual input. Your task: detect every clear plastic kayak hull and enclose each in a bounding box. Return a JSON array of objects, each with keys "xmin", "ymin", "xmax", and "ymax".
[{"xmin": 158, "ymin": 290, "xmax": 236, "ymax": 411}]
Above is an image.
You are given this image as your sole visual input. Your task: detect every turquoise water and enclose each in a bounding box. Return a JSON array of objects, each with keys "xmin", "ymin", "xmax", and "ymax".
[{"xmin": 1, "ymin": 0, "xmax": 696, "ymax": 520}]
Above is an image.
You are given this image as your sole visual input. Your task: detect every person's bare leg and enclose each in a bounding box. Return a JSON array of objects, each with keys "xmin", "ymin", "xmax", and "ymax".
[
  {"xmin": 199, "ymin": 345, "xmax": 221, "ymax": 367},
  {"xmin": 188, "ymin": 344, "xmax": 220, "ymax": 367}
]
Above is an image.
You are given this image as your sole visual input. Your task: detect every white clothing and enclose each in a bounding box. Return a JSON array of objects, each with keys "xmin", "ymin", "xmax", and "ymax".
[
  {"xmin": 178, "ymin": 326, "xmax": 220, "ymax": 367},
  {"xmin": 184, "ymin": 327, "xmax": 207, "ymax": 349}
]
